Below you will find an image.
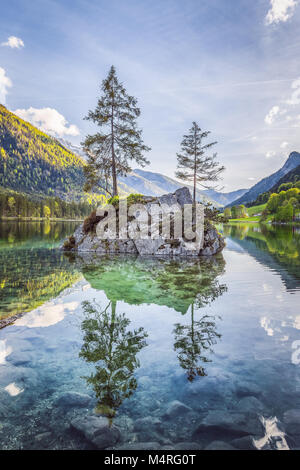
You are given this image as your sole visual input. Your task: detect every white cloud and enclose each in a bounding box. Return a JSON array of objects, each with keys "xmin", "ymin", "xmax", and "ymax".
[
  {"xmin": 265, "ymin": 105, "xmax": 280, "ymax": 124},
  {"xmin": 5, "ymin": 383, "xmax": 24, "ymax": 396},
  {"xmin": 248, "ymin": 177, "xmax": 256, "ymax": 181},
  {"xmin": 266, "ymin": 150, "xmax": 276, "ymax": 158},
  {"xmin": 0, "ymin": 67, "xmax": 12, "ymax": 104},
  {"xmin": 266, "ymin": 0, "xmax": 299, "ymax": 25},
  {"xmin": 1, "ymin": 36, "xmax": 24, "ymax": 49},
  {"xmin": 14, "ymin": 107, "xmax": 80, "ymax": 137},
  {"xmin": 286, "ymin": 77, "xmax": 300, "ymax": 105},
  {"xmin": 0, "ymin": 339, "xmax": 12, "ymax": 364},
  {"xmin": 15, "ymin": 301, "xmax": 79, "ymax": 328},
  {"xmin": 260, "ymin": 316, "xmax": 274, "ymax": 336},
  {"xmin": 280, "ymin": 141, "xmax": 289, "ymax": 148}
]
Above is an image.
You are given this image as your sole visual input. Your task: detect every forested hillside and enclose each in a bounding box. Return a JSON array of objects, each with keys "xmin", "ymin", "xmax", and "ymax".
[
  {"xmin": 248, "ymin": 164, "xmax": 300, "ymax": 207},
  {"xmin": 0, "ymin": 188, "xmax": 93, "ymax": 219},
  {"xmin": 227, "ymin": 151, "xmax": 300, "ymax": 207},
  {"xmin": 0, "ymin": 105, "xmax": 86, "ymax": 201}
]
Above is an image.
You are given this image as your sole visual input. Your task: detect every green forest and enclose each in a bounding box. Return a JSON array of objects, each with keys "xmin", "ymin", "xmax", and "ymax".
[
  {"xmin": 225, "ymin": 180, "xmax": 300, "ymax": 223},
  {"xmin": 0, "ymin": 104, "xmax": 87, "ymax": 200},
  {"xmin": 0, "ymin": 188, "xmax": 94, "ymax": 219}
]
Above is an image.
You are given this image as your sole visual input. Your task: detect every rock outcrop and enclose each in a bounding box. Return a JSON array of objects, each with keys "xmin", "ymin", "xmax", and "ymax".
[{"xmin": 64, "ymin": 187, "xmax": 225, "ymax": 257}]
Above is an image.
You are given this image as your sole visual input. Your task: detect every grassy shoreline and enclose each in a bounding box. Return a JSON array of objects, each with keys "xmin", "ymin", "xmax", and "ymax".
[
  {"xmin": 224, "ymin": 219, "xmax": 300, "ymax": 226},
  {"xmin": 0, "ymin": 216, "xmax": 84, "ymax": 222}
]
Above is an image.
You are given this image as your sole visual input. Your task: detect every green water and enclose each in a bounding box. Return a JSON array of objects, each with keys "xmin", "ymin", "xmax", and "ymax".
[
  {"xmin": 0, "ymin": 221, "xmax": 299, "ymax": 450},
  {"xmin": 0, "ymin": 220, "xmax": 81, "ymax": 319}
]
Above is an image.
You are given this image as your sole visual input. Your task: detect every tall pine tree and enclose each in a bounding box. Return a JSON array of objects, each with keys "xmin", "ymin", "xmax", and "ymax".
[
  {"xmin": 175, "ymin": 122, "xmax": 224, "ymax": 205},
  {"xmin": 82, "ymin": 66, "xmax": 151, "ymax": 196}
]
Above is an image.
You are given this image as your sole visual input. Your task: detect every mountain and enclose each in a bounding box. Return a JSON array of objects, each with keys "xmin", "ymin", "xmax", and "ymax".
[
  {"xmin": 269, "ymin": 163, "xmax": 300, "ymax": 193},
  {"xmin": 201, "ymin": 188, "xmax": 248, "ymax": 206},
  {"xmin": 119, "ymin": 168, "xmax": 207, "ymax": 199},
  {"xmin": 119, "ymin": 169, "xmax": 247, "ymax": 207},
  {"xmin": 57, "ymin": 138, "xmax": 86, "ymax": 159},
  {"xmin": 119, "ymin": 169, "xmax": 229, "ymax": 206},
  {"xmin": 0, "ymin": 105, "xmax": 86, "ymax": 201},
  {"xmin": 0, "ymin": 104, "xmax": 244, "ymax": 208},
  {"xmin": 227, "ymin": 151, "xmax": 300, "ymax": 207}
]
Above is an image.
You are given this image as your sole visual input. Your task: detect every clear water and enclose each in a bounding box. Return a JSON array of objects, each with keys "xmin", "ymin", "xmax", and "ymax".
[{"xmin": 0, "ymin": 221, "xmax": 299, "ymax": 450}]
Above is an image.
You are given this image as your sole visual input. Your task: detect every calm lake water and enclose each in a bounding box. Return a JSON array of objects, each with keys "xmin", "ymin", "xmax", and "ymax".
[{"xmin": 0, "ymin": 221, "xmax": 299, "ymax": 450}]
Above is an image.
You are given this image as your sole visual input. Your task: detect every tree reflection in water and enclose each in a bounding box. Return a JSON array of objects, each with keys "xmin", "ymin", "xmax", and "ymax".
[
  {"xmin": 173, "ymin": 261, "xmax": 227, "ymax": 382},
  {"xmin": 79, "ymin": 299, "xmax": 148, "ymax": 421},
  {"xmin": 173, "ymin": 307, "xmax": 221, "ymax": 382}
]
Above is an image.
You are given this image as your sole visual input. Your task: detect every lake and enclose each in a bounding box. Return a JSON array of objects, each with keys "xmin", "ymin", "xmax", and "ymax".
[{"xmin": 0, "ymin": 220, "xmax": 299, "ymax": 450}]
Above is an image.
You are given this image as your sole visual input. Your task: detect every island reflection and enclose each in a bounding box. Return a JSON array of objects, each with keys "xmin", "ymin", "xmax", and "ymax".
[{"xmin": 74, "ymin": 254, "xmax": 227, "ymax": 409}]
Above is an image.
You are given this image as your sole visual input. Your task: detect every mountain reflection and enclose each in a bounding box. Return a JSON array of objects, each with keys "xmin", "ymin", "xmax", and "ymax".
[
  {"xmin": 79, "ymin": 299, "xmax": 148, "ymax": 420},
  {"xmin": 224, "ymin": 223, "xmax": 300, "ymax": 290}
]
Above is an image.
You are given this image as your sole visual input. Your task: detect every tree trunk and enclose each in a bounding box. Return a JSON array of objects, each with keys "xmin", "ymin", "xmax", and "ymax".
[
  {"xmin": 193, "ymin": 149, "xmax": 197, "ymax": 206},
  {"xmin": 111, "ymin": 150, "xmax": 118, "ymax": 196},
  {"xmin": 111, "ymin": 95, "xmax": 118, "ymax": 197}
]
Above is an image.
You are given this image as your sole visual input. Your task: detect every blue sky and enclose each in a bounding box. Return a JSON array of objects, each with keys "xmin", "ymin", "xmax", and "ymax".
[{"xmin": 0, "ymin": 0, "xmax": 300, "ymax": 191}]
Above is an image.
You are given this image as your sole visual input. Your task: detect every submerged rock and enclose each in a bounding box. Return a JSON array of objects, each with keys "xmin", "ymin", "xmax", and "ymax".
[
  {"xmin": 133, "ymin": 416, "xmax": 164, "ymax": 442},
  {"xmin": 205, "ymin": 440, "xmax": 236, "ymax": 450},
  {"xmin": 133, "ymin": 416, "xmax": 162, "ymax": 432},
  {"xmin": 283, "ymin": 409, "xmax": 300, "ymax": 447},
  {"xmin": 6, "ymin": 351, "xmax": 33, "ymax": 366},
  {"xmin": 192, "ymin": 410, "xmax": 263, "ymax": 441},
  {"xmin": 163, "ymin": 400, "xmax": 193, "ymax": 419},
  {"xmin": 35, "ymin": 431, "xmax": 52, "ymax": 442},
  {"xmin": 114, "ymin": 442, "xmax": 161, "ymax": 450},
  {"xmin": 230, "ymin": 435, "xmax": 257, "ymax": 450},
  {"xmin": 283, "ymin": 409, "xmax": 300, "ymax": 425},
  {"xmin": 173, "ymin": 441, "xmax": 202, "ymax": 450},
  {"xmin": 235, "ymin": 381, "xmax": 262, "ymax": 398},
  {"xmin": 64, "ymin": 187, "xmax": 225, "ymax": 257},
  {"xmin": 236, "ymin": 396, "xmax": 264, "ymax": 413},
  {"xmin": 55, "ymin": 391, "xmax": 92, "ymax": 408},
  {"xmin": 71, "ymin": 415, "xmax": 120, "ymax": 449}
]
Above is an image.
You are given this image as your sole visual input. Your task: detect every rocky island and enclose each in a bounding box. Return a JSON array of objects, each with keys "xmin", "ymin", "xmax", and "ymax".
[{"xmin": 63, "ymin": 188, "xmax": 225, "ymax": 257}]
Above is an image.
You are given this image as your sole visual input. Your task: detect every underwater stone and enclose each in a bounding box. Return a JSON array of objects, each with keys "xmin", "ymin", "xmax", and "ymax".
[
  {"xmin": 192, "ymin": 410, "xmax": 264, "ymax": 441},
  {"xmin": 236, "ymin": 396, "xmax": 264, "ymax": 413},
  {"xmin": 35, "ymin": 432, "xmax": 52, "ymax": 442},
  {"xmin": 235, "ymin": 381, "xmax": 262, "ymax": 398},
  {"xmin": 230, "ymin": 435, "xmax": 257, "ymax": 450},
  {"xmin": 164, "ymin": 400, "xmax": 193, "ymax": 419},
  {"xmin": 205, "ymin": 440, "xmax": 236, "ymax": 450},
  {"xmin": 6, "ymin": 351, "xmax": 33, "ymax": 366},
  {"xmin": 283, "ymin": 409, "xmax": 300, "ymax": 425},
  {"xmin": 0, "ymin": 364, "xmax": 38, "ymax": 388},
  {"xmin": 56, "ymin": 391, "xmax": 92, "ymax": 407},
  {"xmin": 133, "ymin": 416, "xmax": 162, "ymax": 432},
  {"xmin": 71, "ymin": 415, "xmax": 121, "ymax": 449},
  {"xmin": 115, "ymin": 442, "xmax": 161, "ymax": 450},
  {"xmin": 173, "ymin": 442, "xmax": 202, "ymax": 450}
]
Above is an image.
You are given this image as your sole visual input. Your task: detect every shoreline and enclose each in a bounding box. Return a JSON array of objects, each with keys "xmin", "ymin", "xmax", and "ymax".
[
  {"xmin": 224, "ymin": 220, "xmax": 300, "ymax": 226},
  {"xmin": 0, "ymin": 217, "xmax": 84, "ymax": 222},
  {"xmin": 0, "ymin": 311, "xmax": 25, "ymax": 330}
]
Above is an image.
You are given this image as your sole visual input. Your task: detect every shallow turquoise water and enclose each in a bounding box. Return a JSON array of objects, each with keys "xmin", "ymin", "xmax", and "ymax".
[{"xmin": 0, "ymin": 221, "xmax": 299, "ymax": 450}]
